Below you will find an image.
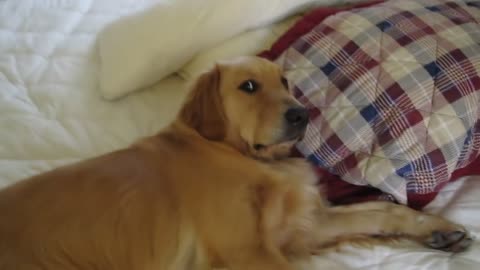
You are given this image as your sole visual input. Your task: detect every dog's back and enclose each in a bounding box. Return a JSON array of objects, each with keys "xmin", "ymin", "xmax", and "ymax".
[
  {"xmin": 0, "ymin": 128, "xmax": 201, "ymax": 270},
  {"xmin": 0, "ymin": 123, "xmax": 278, "ymax": 270}
]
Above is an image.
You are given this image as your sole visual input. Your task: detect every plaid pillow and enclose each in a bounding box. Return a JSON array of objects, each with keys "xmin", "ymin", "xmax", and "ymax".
[{"xmin": 271, "ymin": 0, "xmax": 480, "ymax": 205}]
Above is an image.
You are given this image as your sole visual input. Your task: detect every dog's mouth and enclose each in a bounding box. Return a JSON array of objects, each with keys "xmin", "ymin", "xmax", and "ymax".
[
  {"xmin": 252, "ymin": 130, "xmax": 305, "ymax": 153},
  {"xmin": 246, "ymin": 124, "xmax": 307, "ymax": 160}
]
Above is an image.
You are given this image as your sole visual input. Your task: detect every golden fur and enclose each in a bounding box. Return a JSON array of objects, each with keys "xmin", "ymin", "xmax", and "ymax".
[{"xmin": 0, "ymin": 56, "xmax": 472, "ymax": 270}]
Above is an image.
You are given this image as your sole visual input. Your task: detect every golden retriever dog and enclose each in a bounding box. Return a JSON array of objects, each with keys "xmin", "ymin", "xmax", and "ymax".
[{"xmin": 0, "ymin": 56, "xmax": 473, "ymax": 270}]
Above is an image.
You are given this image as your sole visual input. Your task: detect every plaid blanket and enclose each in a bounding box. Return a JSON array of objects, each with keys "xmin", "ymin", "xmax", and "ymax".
[{"xmin": 261, "ymin": 0, "xmax": 480, "ymax": 207}]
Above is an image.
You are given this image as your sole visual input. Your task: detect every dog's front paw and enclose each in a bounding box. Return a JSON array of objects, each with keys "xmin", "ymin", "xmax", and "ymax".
[{"xmin": 426, "ymin": 230, "xmax": 473, "ymax": 252}]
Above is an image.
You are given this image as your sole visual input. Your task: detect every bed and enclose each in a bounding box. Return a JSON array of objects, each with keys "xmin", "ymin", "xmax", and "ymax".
[{"xmin": 1, "ymin": 0, "xmax": 479, "ymax": 269}]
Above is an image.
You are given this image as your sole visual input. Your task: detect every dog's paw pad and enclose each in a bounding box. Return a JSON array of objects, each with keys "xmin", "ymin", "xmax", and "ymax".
[{"xmin": 427, "ymin": 230, "xmax": 473, "ymax": 252}]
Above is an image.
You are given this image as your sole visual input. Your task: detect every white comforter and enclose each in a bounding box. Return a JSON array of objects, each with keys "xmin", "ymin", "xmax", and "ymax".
[{"xmin": 0, "ymin": 0, "xmax": 479, "ymax": 269}]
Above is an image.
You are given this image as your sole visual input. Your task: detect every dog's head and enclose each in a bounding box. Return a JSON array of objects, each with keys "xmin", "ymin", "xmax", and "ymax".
[{"xmin": 179, "ymin": 56, "xmax": 309, "ymax": 160}]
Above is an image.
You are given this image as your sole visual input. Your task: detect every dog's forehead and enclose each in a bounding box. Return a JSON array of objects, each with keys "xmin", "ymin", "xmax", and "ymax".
[{"xmin": 220, "ymin": 57, "xmax": 282, "ymax": 77}]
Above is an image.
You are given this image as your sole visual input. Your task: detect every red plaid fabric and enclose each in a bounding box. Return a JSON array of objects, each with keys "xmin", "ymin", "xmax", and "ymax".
[{"xmin": 262, "ymin": 0, "xmax": 480, "ymax": 207}]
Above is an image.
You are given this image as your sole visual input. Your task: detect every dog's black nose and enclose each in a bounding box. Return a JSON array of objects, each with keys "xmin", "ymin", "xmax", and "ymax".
[{"xmin": 285, "ymin": 107, "xmax": 309, "ymax": 127}]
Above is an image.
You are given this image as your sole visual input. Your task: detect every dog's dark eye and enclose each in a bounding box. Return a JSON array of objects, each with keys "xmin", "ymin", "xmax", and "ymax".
[
  {"xmin": 281, "ymin": 76, "xmax": 289, "ymax": 90},
  {"xmin": 238, "ymin": 79, "xmax": 259, "ymax": 93},
  {"xmin": 253, "ymin": 144, "xmax": 265, "ymax": 150}
]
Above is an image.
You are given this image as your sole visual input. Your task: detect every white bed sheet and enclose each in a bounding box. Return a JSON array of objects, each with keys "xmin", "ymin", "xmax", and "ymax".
[
  {"xmin": 0, "ymin": 0, "xmax": 479, "ymax": 269},
  {"xmin": 0, "ymin": 0, "xmax": 190, "ymax": 186}
]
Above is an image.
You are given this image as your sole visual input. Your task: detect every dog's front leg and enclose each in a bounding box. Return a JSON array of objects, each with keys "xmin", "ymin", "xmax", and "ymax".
[{"xmin": 312, "ymin": 201, "xmax": 473, "ymax": 252}]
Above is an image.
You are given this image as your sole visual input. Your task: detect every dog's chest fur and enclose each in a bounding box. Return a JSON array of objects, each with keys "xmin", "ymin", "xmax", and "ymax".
[{"xmin": 164, "ymin": 137, "xmax": 324, "ymax": 266}]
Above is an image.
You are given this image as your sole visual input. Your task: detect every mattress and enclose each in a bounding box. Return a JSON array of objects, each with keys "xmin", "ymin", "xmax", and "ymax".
[{"xmin": 0, "ymin": 0, "xmax": 479, "ymax": 269}]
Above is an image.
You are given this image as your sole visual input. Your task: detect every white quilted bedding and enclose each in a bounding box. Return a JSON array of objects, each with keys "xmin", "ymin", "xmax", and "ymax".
[{"xmin": 0, "ymin": 0, "xmax": 479, "ymax": 269}]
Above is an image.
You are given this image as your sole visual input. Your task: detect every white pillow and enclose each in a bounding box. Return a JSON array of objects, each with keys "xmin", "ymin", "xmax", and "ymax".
[
  {"xmin": 177, "ymin": 16, "xmax": 301, "ymax": 80},
  {"xmin": 97, "ymin": 0, "xmax": 338, "ymax": 100}
]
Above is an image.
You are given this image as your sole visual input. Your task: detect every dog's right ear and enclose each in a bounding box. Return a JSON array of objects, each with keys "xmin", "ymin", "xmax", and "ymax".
[{"xmin": 178, "ymin": 65, "xmax": 226, "ymax": 141}]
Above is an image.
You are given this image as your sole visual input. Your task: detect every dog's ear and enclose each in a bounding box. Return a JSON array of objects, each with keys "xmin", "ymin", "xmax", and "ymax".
[{"xmin": 178, "ymin": 65, "xmax": 226, "ymax": 140}]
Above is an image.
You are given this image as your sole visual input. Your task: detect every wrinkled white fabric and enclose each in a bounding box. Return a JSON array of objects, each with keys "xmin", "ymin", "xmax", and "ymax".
[
  {"xmin": 0, "ymin": 0, "xmax": 190, "ymax": 186},
  {"xmin": 177, "ymin": 15, "xmax": 302, "ymax": 80}
]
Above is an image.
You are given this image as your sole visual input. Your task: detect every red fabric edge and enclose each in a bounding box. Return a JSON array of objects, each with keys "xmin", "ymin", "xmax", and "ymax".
[{"xmin": 261, "ymin": 0, "xmax": 480, "ymax": 209}]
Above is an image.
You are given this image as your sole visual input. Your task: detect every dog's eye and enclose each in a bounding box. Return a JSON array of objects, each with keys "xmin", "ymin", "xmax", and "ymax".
[
  {"xmin": 238, "ymin": 80, "xmax": 259, "ymax": 93},
  {"xmin": 281, "ymin": 76, "xmax": 289, "ymax": 90},
  {"xmin": 253, "ymin": 144, "xmax": 265, "ymax": 150}
]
